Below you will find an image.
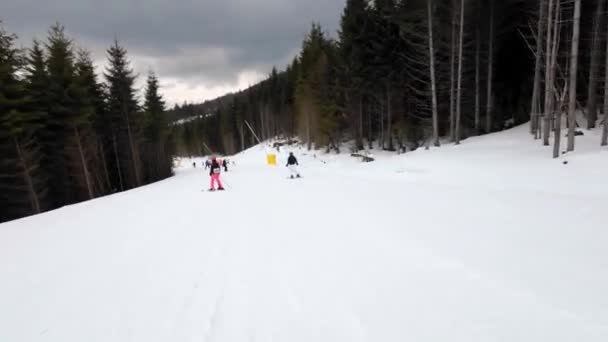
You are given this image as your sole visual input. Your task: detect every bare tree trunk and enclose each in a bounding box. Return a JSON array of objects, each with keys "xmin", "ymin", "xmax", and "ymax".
[
  {"xmin": 455, "ymin": 0, "xmax": 465, "ymax": 144},
  {"xmin": 124, "ymin": 112, "xmax": 141, "ymax": 187},
  {"xmin": 387, "ymin": 83, "xmax": 394, "ymax": 150},
  {"xmin": 380, "ymin": 96, "xmax": 385, "ymax": 149},
  {"xmin": 158, "ymin": 144, "xmax": 164, "ymax": 179},
  {"xmin": 262, "ymin": 105, "xmax": 267, "ymax": 141},
  {"xmin": 428, "ymin": 0, "xmax": 440, "ymax": 146},
  {"xmin": 486, "ymin": 0, "xmax": 495, "ymax": 134},
  {"xmin": 112, "ymin": 132, "xmax": 124, "ymax": 192},
  {"xmin": 358, "ymin": 94, "xmax": 364, "ymax": 150},
  {"xmin": 474, "ymin": 2, "xmax": 481, "ymax": 135},
  {"xmin": 603, "ymin": 4, "xmax": 608, "ymax": 146},
  {"xmin": 550, "ymin": 0, "xmax": 561, "ymax": 155},
  {"xmin": 530, "ymin": 0, "xmax": 546, "ymax": 137},
  {"xmin": 259, "ymin": 104, "xmax": 265, "ymax": 142},
  {"xmin": 14, "ymin": 138, "xmax": 41, "ymax": 214},
  {"xmin": 368, "ymin": 100, "xmax": 373, "ymax": 149},
  {"xmin": 450, "ymin": 3, "xmax": 457, "ymax": 141},
  {"xmin": 587, "ymin": 0, "xmax": 605, "ymax": 129},
  {"xmin": 266, "ymin": 106, "xmax": 271, "ymax": 140},
  {"xmin": 265, "ymin": 105, "xmax": 271, "ymax": 141},
  {"xmin": 543, "ymin": 0, "xmax": 555, "ymax": 145},
  {"xmin": 74, "ymin": 126, "xmax": 94, "ymax": 199},
  {"xmin": 307, "ymin": 108, "xmax": 312, "ymax": 151},
  {"xmin": 565, "ymin": 0, "xmax": 581, "ymax": 153},
  {"xmin": 239, "ymin": 122, "xmax": 245, "ymax": 151},
  {"xmin": 98, "ymin": 136, "xmax": 111, "ymax": 193},
  {"xmin": 92, "ymin": 167, "xmax": 104, "ymax": 196},
  {"xmin": 249, "ymin": 116, "xmax": 255, "ymax": 146}
]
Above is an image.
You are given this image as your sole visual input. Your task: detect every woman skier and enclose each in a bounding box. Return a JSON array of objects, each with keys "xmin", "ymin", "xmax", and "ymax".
[{"xmin": 209, "ymin": 157, "xmax": 224, "ymax": 191}]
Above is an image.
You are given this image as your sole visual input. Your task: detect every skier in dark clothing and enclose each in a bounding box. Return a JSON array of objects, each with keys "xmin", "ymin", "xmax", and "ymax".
[
  {"xmin": 286, "ymin": 152, "xmax": 301, "ymax": 178},
  {"xmin": 222, "ymin": 159, "xmax": 228, "ymax": 172},
  {"xmin": 209, "ymin": 158, "xmax": 224, "ymax": 191}
]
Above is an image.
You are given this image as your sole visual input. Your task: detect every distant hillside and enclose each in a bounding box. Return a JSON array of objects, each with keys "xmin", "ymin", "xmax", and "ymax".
[{"xmin": 168, "ymin": 92, "xmax": 238, "ymax": 123}]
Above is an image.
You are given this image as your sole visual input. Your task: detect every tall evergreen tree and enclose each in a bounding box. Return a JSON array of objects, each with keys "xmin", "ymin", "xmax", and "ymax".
[
  {"xmin": 142, "ymin": 71, "xmax": 172, "ymax": 182},
  {"xmin": 44, "ymin": 24, "xmax": 96, "ymax": 204},
  {"xmin": 105, "ymin": 40, "xmax": 142, "ymax": 190},
  {"xmin": 338, "ymin": 0, "xmax": 371, "ymax": 151},
  {"xmin": 24, "ymin": 40, "xmax": 50, "ymax": 133},
  {"xmin": 369, "ymin": 0, "xmax": 402, "ymax": 150},
  {"xmin": 74, "ymin": 49, "xmax": 107, "ymax": 195},
  {"xmin": 0, "ymin": 24, "xmax": 47, "ymax": 221},
  {"xmin": 296, "ymin": 23, "xmax": 342, "ymax": 151}
]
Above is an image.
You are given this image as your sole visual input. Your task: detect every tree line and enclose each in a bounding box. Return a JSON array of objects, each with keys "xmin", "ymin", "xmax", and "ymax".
[
  {"xmin": 173, "ymin": 0, "xmax": 608, "ymax": 157},
  {"xmin": 0, "ymin": 22, "xmax": 173, "ymax": 223}
]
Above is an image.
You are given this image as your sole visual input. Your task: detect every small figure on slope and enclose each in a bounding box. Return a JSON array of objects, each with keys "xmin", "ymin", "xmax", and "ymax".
[
  {"xmin": 209, "ymin": 157, "xmax": 225, "ymax": 191},
  {"xmin": 286, "ymin": 152, "xmax": 301, "ymax": 179},
  {"xmin": 222, "ymin": 159, "xmax": 228, "ymax": 172}
]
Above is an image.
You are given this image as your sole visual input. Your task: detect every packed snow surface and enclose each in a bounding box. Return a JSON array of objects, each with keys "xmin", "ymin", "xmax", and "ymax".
[{"xmin": 1, "ymin": 125, "xmax": 607, "ymax": 341}]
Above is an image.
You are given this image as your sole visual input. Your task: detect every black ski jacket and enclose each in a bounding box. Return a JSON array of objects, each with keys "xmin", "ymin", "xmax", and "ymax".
[
  {"xmin": 286, "ymin": 155, "xmax": 298, "ymax": 166},
  {"xmin": 209, "ymin": 161, "xmax": 221, "ymax": 176}
]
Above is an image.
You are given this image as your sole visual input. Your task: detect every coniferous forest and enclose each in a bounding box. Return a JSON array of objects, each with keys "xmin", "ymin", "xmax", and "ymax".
[
  {"xmin": 3, "ymin": 0, "xmax": 608, "ymax": 222},
  {"xmin": 172, "ymin": 0, "xmax": 608, "ymax": 158},
  {"xmin": 0, "ymin": 23, "xmax": 173, "ymax": 223}
]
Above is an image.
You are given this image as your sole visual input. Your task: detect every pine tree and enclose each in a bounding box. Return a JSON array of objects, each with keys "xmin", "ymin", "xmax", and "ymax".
[
  {"xmin": 369, "ymin": 0, "xmax": 401, "ymax": 150},
  {"xmin": 296, "ymin": 23, "xmax": 342, "ymax": 151},
  {"xmin": 44, "ymin": 24, "xmax": 96, "ymax": 204},
  {"xmin": 24, "ymin": 40, "xmax": 50, "ymax": 133},
  {"xmin": 75, "ymin": 49, "xmax": 107, "ymax": 194},
  {"xmin": 0, "ymin": 23, "xmax": 47, "ymax": 222},
  {"xmin": 392, "ymin": 0, "xmax": 440, "ymax": 149},
  {"xmin": 338, "ymin": 0, "xmax": 370, "ymax": 150},
  {"xmin": 142, "ymin": 71, "xmax": 172, "ymax": 182},
  {"xmin": 105, "ymin": 40, "xmax": 142, "ymax": 189}
]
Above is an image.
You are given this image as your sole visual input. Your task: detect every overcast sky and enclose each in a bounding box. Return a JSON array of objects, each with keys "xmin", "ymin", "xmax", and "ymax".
[{"xmin": 2, "ymin": 0, "xmax": 346, "ymax": 106}]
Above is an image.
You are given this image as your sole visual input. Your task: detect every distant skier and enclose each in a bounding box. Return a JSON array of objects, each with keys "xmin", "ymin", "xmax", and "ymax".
[
  {"xmin": 222, "ymin": 159, "xmax": 228, "ymax": 172},
  {"xmin": 209, "ymin": 157, "xmax": 224, "ymax": 191},
  {"xmin": 286, "ymin": 152, "xmax": 301, "ymax": 178},
  {"xmin": 193, "ymin": 162, "xmax": 196, "ymax": 168},
  {"xmin": 204, "ymin": 159, "xmax": 211, "ymax": 170}
]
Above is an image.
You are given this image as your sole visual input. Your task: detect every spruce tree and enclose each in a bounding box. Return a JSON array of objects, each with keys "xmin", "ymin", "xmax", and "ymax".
[
  {"xmin": 339, "ymin": 0, "xmax": 371, "ymax": 150},
  {"xmin": 24, "ymin": 40, "xmax": 50, "ymax": 132},
  {"xmin": 369, "ymin": 0, "xmax": 402, "ymax": 150},
  {"xmin": 105, "ymin": 40, "xmax": 142, "ymax": 189},
  {"xmin": 44, "ymin": 24, "xmax": 96, "ymax": 204},
  {"xmin": 142, "ymin": 71, "xmax": 172, "ymax": 182},
  {"xmin": 0, "ymin": 24, "xmax": 47, "ymax": 222},
  {"xmin": 74, "ymin": 49, "xmax": 106, "ymax": 195},
  {"xmin": 296, "ymin": 23, "xmax": 342, "ymax": 151}
]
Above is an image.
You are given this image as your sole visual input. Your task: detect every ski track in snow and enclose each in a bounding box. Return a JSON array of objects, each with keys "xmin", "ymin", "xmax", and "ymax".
[{"xmin": 1, "ymin": 125, "xmax": 607, "ymax": 341}]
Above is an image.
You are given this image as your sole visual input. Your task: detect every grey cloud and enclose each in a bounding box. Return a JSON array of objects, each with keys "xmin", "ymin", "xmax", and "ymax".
[{"xmin": 2, "ymin": 0, "xmax": 346, "ymax": 102}]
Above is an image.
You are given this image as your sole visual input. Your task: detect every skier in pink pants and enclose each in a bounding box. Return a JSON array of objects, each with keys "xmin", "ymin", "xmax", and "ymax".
[{"xmin": 209, "ymin": 157, "xmax": 224, "ymax": 191}]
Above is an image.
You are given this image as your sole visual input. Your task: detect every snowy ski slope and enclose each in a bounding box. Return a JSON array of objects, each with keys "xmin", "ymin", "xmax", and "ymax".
[{"xmin": 1, "ymin": 125, "xmax": 607, "ymax": 341}]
